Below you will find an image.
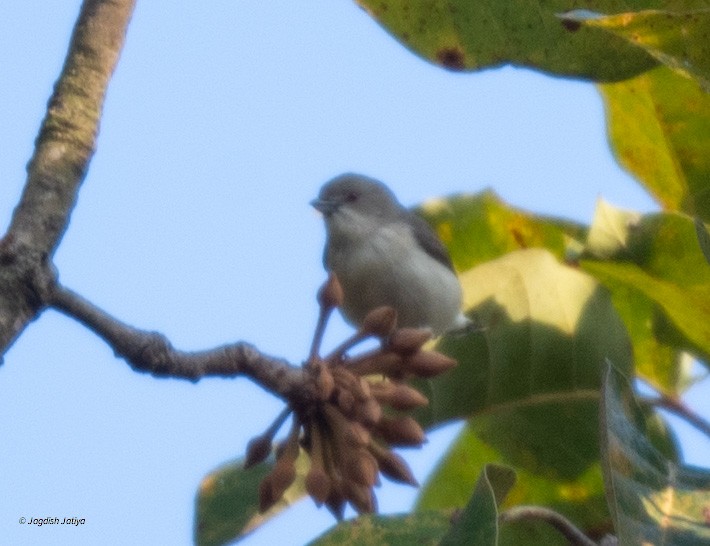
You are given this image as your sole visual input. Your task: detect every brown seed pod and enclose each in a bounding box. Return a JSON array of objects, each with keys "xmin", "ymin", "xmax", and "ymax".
[
  {"xmin": 323, "ymin": 403, "xmax": 371, "ymax": 448},
  {"xmin": 387, "ymin": 327, "xmax": 432, "ymax": 354},
  {"xmin": 305, "ymin": 422, "xmax": 334, "ymax": 506},
  {"xmin": 356, "ymin": 376, "xmax": 372, "ymax": 400},
  {"xmin": 315, "ymin": 363, "xmax": 336, "ymax": 401},
  {"xmin": 389, "ymin": 383, "xmax": 429, "ymax": 410},
  {"xmin": 335, "ymin": 388, "xmax": 355, "ymax": 416},
  {"xmin": 348, "ymin": 351, "xmax": 403, "ymax": 377},
  {"xmin": 258, "ymin": 474, "xmax": 276, "ymax": 513},
  {"xmin": 403, "ymin": 350, "xmax": 457, "ymax": 377},
  {"xmin": 244, "ymin": 433, "xmax": 272, "ymax": 469},
  {"xmin": 305, "ymin": 467, "xmax": 331, "ymax": 506},
  {"xmin": 343, "ymin": 421, "xmax": 371, "ymax": 447},
  {"xmin": 370, "ymin": 381, "xmax": 429, "ymax": 411},
  {"xmin": 324, "ymin": 481, "xmax": 346, "ymax": 521},
  {"xmin": 308, "ymin": 420, "xmax": 327, "ymax": 469},
  {"xmin": 354, "ymin": 397, "xmax": 383, "ymax": 427},
  {"xmin": 374, "ymin": 415, "xmax": 426, "ymax": 446},
  {"xmin": 318, "ymin": 272, "xmax": 344, "ymax": 309},
  {"xmin": 360, "ymin": 306, "xmax": 398, "ymax": 337},
  {"xmin": 331, "ymin": 365, "xmax": 355, "ymax": 387},
  {"xmin": 343, "ymin": 448, "xmax": 379, "ymax": 487},
  {"xmin": 369, "ymin": 442, "xmax": 418, "ymax": 486},
  {"xmin": 269, "ymin": 453, "xmax": 297, "ymax": 501},
  {"xmin": 332, "ymin": 366, "xmax": 372, "ymax": 401},
  {"xmin": 343, "ymin": 479, "xmax": 376, "ymax": 514},
  {"xmin": 322, "ymin": 401, "xmax": 350, "ymax": 434}
]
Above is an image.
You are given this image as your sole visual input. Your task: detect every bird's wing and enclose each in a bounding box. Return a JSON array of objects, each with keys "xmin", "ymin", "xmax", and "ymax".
[{"xmin": 406, "ymin": 211, "xmax": 456, "ymax": 272}]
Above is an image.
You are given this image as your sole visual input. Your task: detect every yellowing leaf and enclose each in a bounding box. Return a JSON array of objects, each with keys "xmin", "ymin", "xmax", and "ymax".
[
  {"xmin": 561, "ymin": 9, "xmax": 710, "ymax": 90},
  {"xmin": 600, "ymin": 66, "xmax": 710, "ymax": 222},
  {"xmin": 356, "ymin": 0, "xmax": 666, "ymax": 80}
]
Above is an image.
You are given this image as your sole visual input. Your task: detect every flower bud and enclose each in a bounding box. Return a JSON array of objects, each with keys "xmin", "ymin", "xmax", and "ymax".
[
  {"xmin": 369, "ymin": 444, "xmax": 418, "ymax": 486},
  {"xmin": 388, "ymin": 327, "xmax": 432, "ymax": 354},
  {"xmin": 336, "ymin": 388, "xmax": 355, "ymax": 415},
  {"xmin": 315, "ymin": 364, "xmax": 335, "ymax": 401},
  {"xmin": 343, "ymin": 421, "xmax": 371, "ymax": 447},
  {"xmin": 349, "ymin": 351, "xmax": 403, "ymax": 377},
  {"xmin": 403, "ymin": 351, "xmax": 457, "ymax": 377},
  {"xmin": 344, "ymin": 448, "xmax": 379, "ymax": 487},
  {"xmin": 343, "ymin": 479, "xmax": 376, "ymax": 514},
  {"xmin": 305, "ymin": 467, "xmax": 331, "ymax": 506},
  {"xmin": 332, "ymin": 366, "xmax": 372, "ymax": 401},
  {"xmin": 325, "ymin": 485, "xmax": 346, "ymax": 521},
  {"xmin": 360, "ymin": 306, "xmax": 397, "ymax": 337},
  {"xmin": 270, "ymin": 454, "xmax": 297, "ymax": 500},
  {"xmin": 259, "ymin": 474, "xmax": 276, "ymax": 512},
  {"xmin": 244, "ymin": 433, "xmax": 272, "ymax": 469},
  {"xmin": 355, "ymin": 397, "xmax": 382, "ymax": 427},
  {"xmin": 375, "ymin": 415, "xmax": 425, "ymax": 446},
  {"xmin": 371, "ymin": 382, "xmax": 429, "ymax": 410},
  {"xmin": 318, "ymin": 273, "xmax": 344, "ymax": 309}
]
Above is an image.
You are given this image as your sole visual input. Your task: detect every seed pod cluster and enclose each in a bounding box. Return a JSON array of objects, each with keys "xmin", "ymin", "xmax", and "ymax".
[{"xmin": 246, "ymin": 275, "xmax": 458, "ymax": 518}]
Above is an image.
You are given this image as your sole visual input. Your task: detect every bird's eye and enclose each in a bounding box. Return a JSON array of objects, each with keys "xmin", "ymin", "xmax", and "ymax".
[{"xmin": 345, "ymin": 192, "xmax": 358, "ymax": 202}]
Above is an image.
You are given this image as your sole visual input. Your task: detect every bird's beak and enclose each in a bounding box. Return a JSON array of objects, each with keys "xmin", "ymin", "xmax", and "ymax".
[{"xmin": 310, "ymin": 198, "xmax": 340, "ymax": 217}]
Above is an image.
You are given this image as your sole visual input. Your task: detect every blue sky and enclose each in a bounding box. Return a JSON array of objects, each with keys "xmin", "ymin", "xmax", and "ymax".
[{"xmin": 1, "ymin": 1, "xmax": 707, "ymax": 545}]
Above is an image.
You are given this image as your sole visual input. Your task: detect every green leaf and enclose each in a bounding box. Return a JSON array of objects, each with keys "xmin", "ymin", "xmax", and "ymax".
[
  {"xmin": 406, "ymin": 249, "xmax": 631, "ymax": 541},
  {"xmin": 356, "ymin": 0, "xmax": 667, "ymax": 80},
  {"xmin": 194, "ymin": 458, "xmax": 269, "ymax": 546},
  {"xmin": 416, "ymin": 248, "xmax": 631, "ymax": 443},
  {"xmin": 582, "ymin": 201, "xmax": 709, "ymax": 393},
  {"xmin": 600, "ymin": 363, "xmax": 710, "ymax": 544},
  {"xmin": 599, "ymin": 66, "xmax": 710, "ymax": 222},
  {"xmin": 439, "ymin": 464, "xmax": 516, "ymax": 546},
  {"xmin": 309, "ymin": 510, "xmax": 452, "ymax": 545},
  {"xmin": 410, "ymin": 248, "xmax": 633, "ymax": 542},
  {"xmin": 418, "ymin": 425, "xmax": 612, "ymax": 546},
  {"xmin": 194, "ymin": 454, "xmax": 308, "ymax": 546},
  {"xmin": 584, "ymin": 261, "xmax": 710, "ymax": 361},
  {"xmin": 581, "ymin": 204, "xmax": 710, "ymax": 379},
  {"xmin": 559, "ymin": 9, "xmax": 710, "ymax": 91},
  {"xmin": 417, "ymin": 190, "xmax": 586, "ymax": 273}
]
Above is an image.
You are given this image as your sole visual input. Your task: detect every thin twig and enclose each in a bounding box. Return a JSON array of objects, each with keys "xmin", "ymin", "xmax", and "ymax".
[
  {"xmin": 326, "ymin": 330, "xmax": 369, "ymax": 362},
  {"xmin": 308, "ymin": 305, "xmax": 332, "ymax": 363},
  {"xmin": 643, "ymin": 393, "xmax": 710, "ymax": 440},
  {"xmin": 265, "ymin": 407, "xmax": 293, "ymax": 439},
  {"xmin": 499, "ymin": 505, "xmax": 598, "ymax": 546}
]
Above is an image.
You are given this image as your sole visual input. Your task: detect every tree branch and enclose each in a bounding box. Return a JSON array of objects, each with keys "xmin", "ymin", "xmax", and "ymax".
[
  {"xmin": 49, "ymin": 284, "xmax": 315, "ymax": 403},
  {"xmin": 499, "ymin": 506, "xmax": 599, "ymax": 546},
  {"xmin": 9, "ymin": 0, "xmax": 135, "ymax": 256},
  {"xmin": 0, "ymin": 0, "xmax": 315, "ymax": 409},
  {"xmin": 1, "ymin": 0, "xmax": 135, "ymax": 355}
]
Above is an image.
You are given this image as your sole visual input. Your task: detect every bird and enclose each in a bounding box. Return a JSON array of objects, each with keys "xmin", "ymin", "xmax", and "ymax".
[{"xmin": 311, "ymin": 173, "xmax": 469, "ymax": 336}]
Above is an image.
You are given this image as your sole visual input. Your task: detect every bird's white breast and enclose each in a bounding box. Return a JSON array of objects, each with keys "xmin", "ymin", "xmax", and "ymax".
[{"xmin": 326, "ymin": 209, "xmax": 462, "ymax": 334}]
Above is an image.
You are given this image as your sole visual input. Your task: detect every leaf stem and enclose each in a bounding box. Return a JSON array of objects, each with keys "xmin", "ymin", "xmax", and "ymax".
[{"xmin": 499, "ymin": 505, "xmax": 598, "ymax": 546}]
